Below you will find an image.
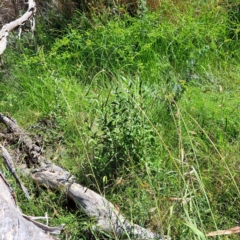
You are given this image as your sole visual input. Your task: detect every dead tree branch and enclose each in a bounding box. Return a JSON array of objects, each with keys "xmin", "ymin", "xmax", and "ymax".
[
  {"xmin": 0, "ymin": 112, "xmax": 164, "ymax": 239},
  {"xmin": 0, "ymin": 143, "xmax": 30, "ymax": 199},
  {"xmin": 0, "ymin": 0, "xmax": 36, "ymax": 56}
]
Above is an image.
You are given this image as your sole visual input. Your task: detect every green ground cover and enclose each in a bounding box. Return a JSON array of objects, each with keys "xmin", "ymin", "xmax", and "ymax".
[{"xmin": 0, "ymin": 0, "xmax": 240, "ymax": 239}]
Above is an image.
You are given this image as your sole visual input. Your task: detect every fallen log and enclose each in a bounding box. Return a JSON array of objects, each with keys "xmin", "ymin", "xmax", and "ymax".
[
  {"xmin": 0, "ymin": 170, "xmax": 63, "ymax": 240},
  {"xmin": 0, "ymin": 113, "xmax": 164, "ymax": 239}
]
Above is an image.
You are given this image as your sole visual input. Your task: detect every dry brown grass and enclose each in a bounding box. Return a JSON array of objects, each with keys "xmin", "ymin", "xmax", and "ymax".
[
  {"xmin": 146, "ymin": 0, "xmax": 161, "ymax": 11},
  {"xmin": 0, "ymin": 0, "xmax": 19, "ymax": 27},
  {"xmin": 51, "ymin": 0, "xmax": 161, "ymax": 17}
]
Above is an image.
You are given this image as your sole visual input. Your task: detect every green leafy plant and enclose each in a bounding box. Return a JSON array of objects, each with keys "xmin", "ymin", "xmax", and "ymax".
[
  {"xmin": 90, "ymin": 78, "xmax": 157, "ymax": 183},
  {"xmin": 1, "ymin": 1, "xmax": 240, "ymax": 239}
]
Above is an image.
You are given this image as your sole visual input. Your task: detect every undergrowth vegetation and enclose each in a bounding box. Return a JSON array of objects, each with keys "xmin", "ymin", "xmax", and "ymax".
[{"xmin": 0, "ymin": 0, "xmax": 240, "ymax": 239}]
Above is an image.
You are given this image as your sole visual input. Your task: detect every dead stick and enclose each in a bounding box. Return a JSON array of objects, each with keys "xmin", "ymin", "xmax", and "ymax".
[{"xmin": 0, "ymin": 144, "xmax": 30, "ymax": 199}]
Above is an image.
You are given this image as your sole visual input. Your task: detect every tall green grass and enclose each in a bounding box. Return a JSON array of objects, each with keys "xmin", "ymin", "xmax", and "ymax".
[{"xmin": 0, "ymin": 0, "xmax": 240, "ymax": 239}]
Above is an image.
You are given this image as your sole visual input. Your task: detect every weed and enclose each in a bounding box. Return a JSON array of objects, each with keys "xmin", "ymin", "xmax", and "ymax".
[{"xmin": 1, "ymin": 0, "xmax": 240, "ymax": 239}]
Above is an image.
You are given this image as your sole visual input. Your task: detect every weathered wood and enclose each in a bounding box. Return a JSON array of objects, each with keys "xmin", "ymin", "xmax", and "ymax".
[
  {"xmin": 22, "ymin": 162, "xmax": 162, "ymax": 239},
  {"xmin": 0, "ymin": 1, "xmax": 66, "ymax": 237},
  {"xmin": 0, "ymin": 0, "xmax": 36, "ymax": 56},
  {"xmin": 0, "ymin": 171, "xmax": 62, "ymax": 240},
  {"xmin": 0, "ymin": 113, "xmax": 164, "ymax": 239},
  {"xmin": 0, "ymin": 113, "xmax": 42, "ymax": 163}
]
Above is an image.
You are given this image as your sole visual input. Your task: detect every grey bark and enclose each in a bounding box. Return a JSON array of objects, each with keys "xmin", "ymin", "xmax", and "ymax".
[{"xmin": 0, "ymin": 171, "xmax": 62, "ymax": 240}]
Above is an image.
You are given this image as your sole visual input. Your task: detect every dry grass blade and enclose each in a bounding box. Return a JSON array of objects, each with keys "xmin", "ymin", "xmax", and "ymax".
[
  {"xmin": 167, "ymin": 197, "xmax": 191, "ymax": 205},
  {"xmin": 206, "ymin": 226, "xmax": 240, "ymax": 237}
]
